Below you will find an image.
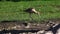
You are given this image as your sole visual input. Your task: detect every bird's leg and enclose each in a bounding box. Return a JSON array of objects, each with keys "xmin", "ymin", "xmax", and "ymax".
[
  {"xmin": 37, "ymin": 13, "xmax": 41, "ymax": 22},
  {"xmin": 34, "ymin": 11, "xmax": 41, "ymax": 22},
  {"xmin": 29, "ymin": 13, "xmax": 33, "ymax": 21}
]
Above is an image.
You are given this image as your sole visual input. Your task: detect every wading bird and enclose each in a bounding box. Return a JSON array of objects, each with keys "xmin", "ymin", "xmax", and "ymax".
[{"xmin": 25, "ymin": 8, "xmax": 40, "ymax": 20}]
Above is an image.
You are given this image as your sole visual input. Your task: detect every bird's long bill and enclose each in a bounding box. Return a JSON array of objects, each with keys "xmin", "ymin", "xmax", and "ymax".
[{"xmin": 35, "ymin": 12, "xmax": 40, "ymax": 15}]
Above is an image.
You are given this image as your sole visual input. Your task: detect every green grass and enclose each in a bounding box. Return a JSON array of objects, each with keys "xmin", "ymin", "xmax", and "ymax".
[{"xmin": 0, "ymin": 1, "xmax": 60, "ymax": 21}]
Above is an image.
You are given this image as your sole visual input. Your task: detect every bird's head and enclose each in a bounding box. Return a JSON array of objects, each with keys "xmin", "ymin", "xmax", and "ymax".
[{"xmin": 37, "ymin": 12, "xmax": 40, "ymax": 14}]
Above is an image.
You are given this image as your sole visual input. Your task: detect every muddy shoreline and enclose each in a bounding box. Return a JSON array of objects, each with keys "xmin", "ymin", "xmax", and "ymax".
[{"xmin": 0, "ymin": 18, "xmax": 60, "ymax": 31}]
